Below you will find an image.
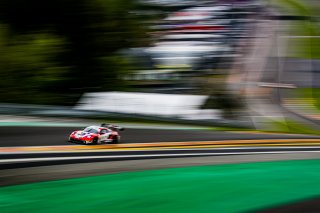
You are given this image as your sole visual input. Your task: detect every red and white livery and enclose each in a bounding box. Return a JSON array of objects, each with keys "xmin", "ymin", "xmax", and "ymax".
[{"xmin": 68, "ymin": 124, "xmax": 123, "ymax": 145}]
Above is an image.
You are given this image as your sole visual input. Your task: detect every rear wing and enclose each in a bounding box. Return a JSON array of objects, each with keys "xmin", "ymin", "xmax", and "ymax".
[{"xmin": 101, "ymin": 123, "xmax": 125, "ymax": 131}]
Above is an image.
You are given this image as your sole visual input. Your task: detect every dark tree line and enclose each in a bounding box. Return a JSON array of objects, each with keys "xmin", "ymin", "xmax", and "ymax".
[{"xmin": 0, "ymin": 0, "xmax": 148, "ymax": 105}]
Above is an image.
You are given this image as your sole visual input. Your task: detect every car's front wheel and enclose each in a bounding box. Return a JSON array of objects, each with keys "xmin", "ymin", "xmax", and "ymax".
[{"xmin": 92, "ymin": 137, "xmax": 98, "ymax": 145}]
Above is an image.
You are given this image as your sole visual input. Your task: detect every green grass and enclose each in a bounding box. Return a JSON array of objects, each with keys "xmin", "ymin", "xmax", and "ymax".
[
  {"xmin": 295, "ymin": 88, "xmax": 320, "ymax": 111},
  {"xmin": 270, "ymin": 0, "xmax": 320, "ymax": 59},
  {"xmin": 1, "ymin": 160, "xmax": 320, "ymax": 213},
  {"xmin": 269, "ymin": 119, "xmax": 320, "ymax": 135}
]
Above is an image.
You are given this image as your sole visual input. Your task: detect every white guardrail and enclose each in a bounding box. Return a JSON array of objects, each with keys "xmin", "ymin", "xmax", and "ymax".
[{"xmin": 75, "ymin": 92, "xmax": 221, "ymax": 120}]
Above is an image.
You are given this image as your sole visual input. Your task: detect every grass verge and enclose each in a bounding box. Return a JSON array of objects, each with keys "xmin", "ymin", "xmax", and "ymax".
[{"xmin": 1, "ymin": 159, "xmax": 320, "ymax": 213}]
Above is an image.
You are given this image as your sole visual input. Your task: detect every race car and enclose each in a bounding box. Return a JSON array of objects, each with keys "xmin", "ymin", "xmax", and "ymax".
[
  {"xmin": 68, "ymin": 124, "xmax": 124, "ymax": 145},
  {"xmin": 100, "ymin": 123, "xmax": 125, "ymax": 131}
]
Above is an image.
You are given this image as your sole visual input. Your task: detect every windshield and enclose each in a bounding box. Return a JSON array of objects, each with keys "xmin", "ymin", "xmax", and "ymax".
[{"xmin": 83, "ymin": 127, "xmax": 99, "ymax": 134}]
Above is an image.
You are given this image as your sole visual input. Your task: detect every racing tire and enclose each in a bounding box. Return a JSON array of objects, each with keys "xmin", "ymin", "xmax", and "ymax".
[
  {"xmin": 112, "ymin": 136, "xmax": 119, "ymax": 144},
  {"xmin": 91, "ymin": 137, "xmax": 98, "ymax": 145}
]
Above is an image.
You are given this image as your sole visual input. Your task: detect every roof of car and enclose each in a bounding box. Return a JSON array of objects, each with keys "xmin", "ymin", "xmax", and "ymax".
[{"xmin": 86, "ymin": 126, "xmax": 109, "ymax": 131}]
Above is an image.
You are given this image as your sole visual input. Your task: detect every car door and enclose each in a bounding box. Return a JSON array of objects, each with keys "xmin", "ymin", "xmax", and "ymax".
[{"xmin": 99, "ymin": 129, "xmax": 109, "ymax": 142}]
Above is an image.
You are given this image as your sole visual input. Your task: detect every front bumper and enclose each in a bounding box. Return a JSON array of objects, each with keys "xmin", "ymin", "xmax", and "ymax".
[{"xmin": 68, "ymin": 137, "xmax": 92, "ymax": 144}]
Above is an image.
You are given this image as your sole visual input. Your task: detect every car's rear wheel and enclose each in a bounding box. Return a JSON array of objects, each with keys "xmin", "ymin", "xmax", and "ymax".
[{"xmin": 112, "ymin": 136, "xmax": 119, "ymax": 144}]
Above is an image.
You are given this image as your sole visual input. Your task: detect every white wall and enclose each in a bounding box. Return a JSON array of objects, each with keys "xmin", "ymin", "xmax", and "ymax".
[{"xmin": 75, "ymin": 92, "xmax": 221, "ymax": 120}]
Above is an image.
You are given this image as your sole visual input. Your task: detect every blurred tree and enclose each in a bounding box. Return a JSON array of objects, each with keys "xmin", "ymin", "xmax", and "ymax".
[
  {"xmin": 0, "ymin": 0, "xmax": 149, "ymax": 105},
  {"xmin": 0, "ymin": 26, "xmax": 69, "ymax": 104}
]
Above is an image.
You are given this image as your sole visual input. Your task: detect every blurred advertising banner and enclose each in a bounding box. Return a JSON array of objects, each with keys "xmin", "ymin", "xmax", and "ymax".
[{"xmin": 75, "ymin": 92, "xmax": 221, "ymax": 120}]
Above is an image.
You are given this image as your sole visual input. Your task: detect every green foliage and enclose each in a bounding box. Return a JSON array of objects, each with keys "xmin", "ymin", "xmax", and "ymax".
[
  {"xmin": 0, "ymin": 0, "xmax": 149, "ymax": 105},
  {"xmin": 201, "ymin": 91, "xmax": 244, "ymax": 119},
  {"xmin": 0, "ymin": 25, "xmax": 69, "ymax": 104},
  {"xmin": 295, "ymin": 88, "xmax": 320, "ymax": 112},
  {"xmin": 271, "ymin": 0, "xmax": 320, "ymax": 59},
  {"xmin": 269, "ymin": 119, "xmax": 320, "ymax": 135}
]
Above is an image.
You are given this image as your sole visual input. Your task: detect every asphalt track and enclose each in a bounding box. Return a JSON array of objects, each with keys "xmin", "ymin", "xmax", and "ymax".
[
  {"xmin": 2, "ymin": 125, "xmax": 320, "ymax": 173},
  {"xmin": 1, "ymin": 126, "xmax": 320, "ymax": 212},
  {"xmin": 1, "ymin": 126, "xmax": 320, "ymax": 147},
  {"xmin": 1, "ymin": 125, "xmax": 320, "ymax": 185},
  {"xmin": 256, "ymin": 196, "xmax": 320, "ymax": 213}
]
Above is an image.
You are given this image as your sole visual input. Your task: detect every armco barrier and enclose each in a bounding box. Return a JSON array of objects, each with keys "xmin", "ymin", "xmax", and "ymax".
[{"xmin": 0, "ymin": 103, "xmax": 253, "ymax": 129}]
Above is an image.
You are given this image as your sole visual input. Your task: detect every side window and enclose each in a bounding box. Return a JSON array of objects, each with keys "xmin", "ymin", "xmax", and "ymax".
[{"xmin": 100, "ymin": 129, "xmax": 107, "ymax": 134}]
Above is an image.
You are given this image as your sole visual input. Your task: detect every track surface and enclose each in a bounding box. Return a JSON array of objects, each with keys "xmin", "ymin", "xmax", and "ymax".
[
  {"xmin": 2, "ymin": 158, "xmax": 320, "ymax": 213},
  {"xmin": 256, "ymin": 196, "xmax": 320, "ymax": 213},
  {"xmin": 1, "ymin": 126, "xmax": 319, "ymax": 147},
  {"xmin": 2, "ymin": 146, "xmax": 320, "ymax": 170},
  {"xmin": 2, "ymin": 126, "xmax": 320, "ymax": 179},
  {"xmin": 1, "ymin": 126, "xmax": 320, "ymax": 212}
]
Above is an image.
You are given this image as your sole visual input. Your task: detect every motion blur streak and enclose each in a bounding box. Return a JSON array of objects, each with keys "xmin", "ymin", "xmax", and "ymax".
[
  {"xmin": 1, "ymin": 0, "xmax": 320, "ymax": 212},
  {"xmin": 2, "ymin": 160, "xmax": 320, "ymax": 213},
  {"xmin": 3, "ymin": 138, "xmax": 320, "ymax": 153}
]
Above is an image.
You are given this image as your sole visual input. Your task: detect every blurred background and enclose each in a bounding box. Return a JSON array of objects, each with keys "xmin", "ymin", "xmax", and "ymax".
[{"xmin": 0, "ymin": 0, "xmax": 319, "ymax": 132}]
